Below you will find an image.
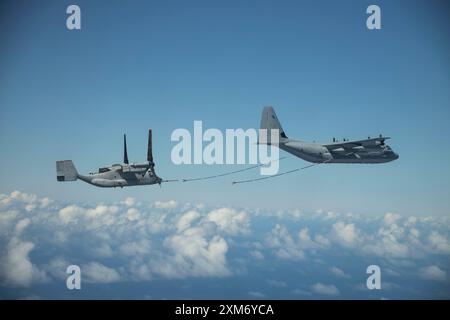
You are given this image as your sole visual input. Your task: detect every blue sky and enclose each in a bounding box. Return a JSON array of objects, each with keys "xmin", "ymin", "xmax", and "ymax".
[
  {"xmin": 0, "ymin": 0, "xmax": 449, "ymax": 300},
  {"xmin": 1, "ymin": 0, "xmax": 450, "ymax": 216}
]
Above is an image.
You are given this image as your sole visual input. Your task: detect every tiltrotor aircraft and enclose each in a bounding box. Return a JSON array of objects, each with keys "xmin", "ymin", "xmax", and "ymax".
[
  {"xmin": 260, "ymin": 106, "xmax": 399, "ymax": 164},
  {"xmin": 56, "ymin": 129, "xmax": 166, "ymax": 188}
]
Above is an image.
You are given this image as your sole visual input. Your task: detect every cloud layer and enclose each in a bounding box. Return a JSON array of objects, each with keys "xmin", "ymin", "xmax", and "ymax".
[{"xmin": 0, "ymin": 191, "xmax": 449, "ymax": 299}]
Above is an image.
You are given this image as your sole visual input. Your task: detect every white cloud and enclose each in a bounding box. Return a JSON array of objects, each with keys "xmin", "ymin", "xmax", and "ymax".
[
  {"xmin": 160, "ymin": 224, "xmax": 231, "ymax": 278},
  {"xmin": 39, "ymin": 197, "xmax": 53, "ymax": 208},
  {"xmin": 123, "ymin": 197, "xmax": 135, "ymax": 207},
  {"xmin": 58, "ymin": 204, "xmax": 85, "ymax": 224},
  {"xmin": 311, "ymin": 283, "xmax": 340, "ymax": 296},
  {"xmin": 266, "ymin": 225, "xmax": 331, "ymax": 260},
  {"xmin": 379, "ymin": 232, "xmax": 409, "ymax": 257},
  {"xmin": 82, "ymin": 262, "xmax": 121, "ymax": 283},
  {"xmin": 46, "ymin": 258, "xmax": 70, "ymax": 280},
  {"xmin": 330, "ymin": 266, "xmax": 350, "ymax": 279},
  {"xmin": 298, "ymin": 228, "xmax": 329, "ymax": 250},
  {"xmin": 128, "ymin": 259, "xmax": 152, "ymax": 281},
  {"xmin": 0, "ymin": 191, "xmax": 41, "ymax": 213},
  {"xmin": 418, "ymin": 265, "xmax": 446, "ymax": 282},
  {"xmin": 332, "ymin": 222, "xmax": 359, "ymax": 247},
  {"xmin": 0, "ymin": 237, "xmax": 48, "ymax": 287},
  {"xmin": 86, "ymin": 205, "xmax": 119, "ymax": 219},
  {"xmin": 405, "ymin": 216, "xmax": 418, "ymax": 227},
  {"xmin": 0, "ymin": 194, "xmax": 12, "ymax": 207},
  {"xmin": 176, "ymin": 210, "xmax": 201, "ymax": 232},
  {"xmin": 323, "ymin": 211, "xmax": 339, "ymax": 220},
  {"xmin": 428, "ymin": 231, "xmax": 450, "ymax": 254},
  {"xmin": 286, "ymin": 209, "xmax": 303, "ymax": 219},
  {"xmin": 384, "ymin": 212, "xmax": 401, "ymax": 225},
  {"xmin": 14, "ymin": 218, "xmax": 31, "ymax": 235},
  {"xmin": 314, "ymin": 234, "xmax": 330, "ymax": 247},
  {"xmin": 410, "ymin": 228, "xmax": 420, "ymax": 239},
  {"xmin": 126, "ymin": 208, "xmax": 140, "ymax": 221},
  {"xmin": 10, "ymin": 191, "xmax": 37, "ymax": 204},
  {"xmin": 362, "ymin": 220, "xmax": 411, "ymax": 258},
  {"xmin": 2, "ymin": 190, "xmax": 450, "ymax": 299},
  {"xmin": 58, "ymin": 204, "xmax": 120, "ymax": 228},
  {"xmin": 0, "ymin": 209, "xmax": 19, "ymax": 232},
  {"xmin": 298, "ymin": 228, "xmax": 312, "ymax": 243},
  {"xmin": 267, "ymin": 224, "xmax": 304, "ymax": 260},
  {"xmin": 154, "ymin": 200, "xmax": 178, "ymax": 209},
  {"xmin": 25, "ymin": 204, "xmax": 36, "ymax": 212},
  {"xmin": 206, "ymin": 207, "xmax": 250, "ymax": 235}
]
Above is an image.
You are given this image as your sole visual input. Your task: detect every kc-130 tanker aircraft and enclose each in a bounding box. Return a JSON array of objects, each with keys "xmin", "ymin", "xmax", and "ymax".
[
  {"xmin": 260, "ymin": 106, "xmax": 399, "ymax": 164},
  {"xmin": 231, "ymin": 107, "xmax": 399, "ymax": 184}
]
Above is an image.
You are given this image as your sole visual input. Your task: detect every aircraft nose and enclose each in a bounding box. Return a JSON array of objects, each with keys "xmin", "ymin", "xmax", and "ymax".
[{"xmin": 393, "ymin": 153, "xmax": 399, "ymax": 160}]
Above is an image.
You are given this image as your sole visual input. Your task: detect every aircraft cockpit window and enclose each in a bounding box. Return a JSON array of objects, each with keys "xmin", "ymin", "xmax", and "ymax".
[{"xmin": 99, "ymin": 167, "xmax": 110, "ymax": 173}]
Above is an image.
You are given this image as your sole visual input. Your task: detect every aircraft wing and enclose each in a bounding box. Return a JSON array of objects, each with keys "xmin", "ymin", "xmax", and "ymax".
[{"xmin": 324, "ymin": 136, "xmax": 390, "ymax": 152}]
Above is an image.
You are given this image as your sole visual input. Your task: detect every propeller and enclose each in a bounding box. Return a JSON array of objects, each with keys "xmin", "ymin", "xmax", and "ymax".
[
  {"xmin": 147, "ymin": 129, "xmax": 158, "ymax": 180},
  {"xmin": 147, "ymin": 129, "xmax": 154, "ymax": 165},
  {"xmin": 123, "ymin": 134, "xmax": 129, "ymax": 164}
]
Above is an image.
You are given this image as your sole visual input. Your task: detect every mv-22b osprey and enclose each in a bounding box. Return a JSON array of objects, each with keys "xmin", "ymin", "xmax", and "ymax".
[
  {"xmin": 56, "ymin": 129, "xmax": 165, "ymax": 188},
  {"xmin": 260, "ymin": 107, "xmax": 399, "ymax": 164}
]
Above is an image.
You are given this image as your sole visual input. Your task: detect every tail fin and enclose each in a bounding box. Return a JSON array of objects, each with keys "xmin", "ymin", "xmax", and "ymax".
[
  {"xmin": 260, "ymin": 106, "xmax": 288, "ymax": 139},
  {"xmin": 56, "ymin": 160, "xmax": 78, "ymax": 181}
]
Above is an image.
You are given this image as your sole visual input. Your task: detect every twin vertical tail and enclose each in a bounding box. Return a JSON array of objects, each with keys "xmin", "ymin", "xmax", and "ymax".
[{"xmin": 56, "ymin": 160, "xmax": 78, "ymax": 181}]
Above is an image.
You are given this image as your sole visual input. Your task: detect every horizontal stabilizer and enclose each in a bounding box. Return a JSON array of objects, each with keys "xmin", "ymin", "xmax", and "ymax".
[{"xmin": 56, "ymin": 160, "xmax": 78, "ymax": 181}]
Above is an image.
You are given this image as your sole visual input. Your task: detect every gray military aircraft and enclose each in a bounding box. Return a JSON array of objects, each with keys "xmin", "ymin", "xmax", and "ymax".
[
  {"xmin": 260, "ymin": 106, "xmax": 399, "ymax": 164},
  {"xmin": 56, "ymin": 129, "xmax": 166, "ymax": 188}
]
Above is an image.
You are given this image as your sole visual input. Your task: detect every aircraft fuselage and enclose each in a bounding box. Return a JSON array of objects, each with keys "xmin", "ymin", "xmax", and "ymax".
[
  {"xmin": 78, "ymin": 163, "xmax": 161, "ymax": 188},
  {"xmin": 280, "ymin": 139, "xmax": 399, "ymax": 164}
]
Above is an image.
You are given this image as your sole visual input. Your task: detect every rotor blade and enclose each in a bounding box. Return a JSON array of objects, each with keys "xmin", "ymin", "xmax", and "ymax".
[
  {"xmin": 147, "ymin": 129, "xmax": 154, "ymax": 164},
  {"xmin": 123, "ymin": 134, "xmax": 129, "ymax": 164},
  {"xmin": 232, "ymin": 160, "xmax": 329, "ymax": 185},
  {"xmin": 182, "ymin": 157, "xmax": 286, "ymax": 182}
]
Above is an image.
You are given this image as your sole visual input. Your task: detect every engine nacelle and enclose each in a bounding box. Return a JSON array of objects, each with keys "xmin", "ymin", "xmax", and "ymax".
[{"xmin": 321, "ymin": 151, "xmax": 333, "ymax": 161}]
